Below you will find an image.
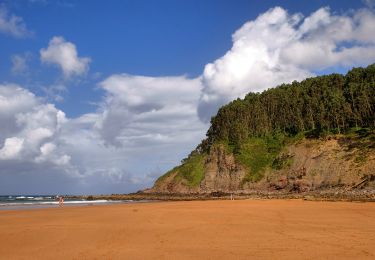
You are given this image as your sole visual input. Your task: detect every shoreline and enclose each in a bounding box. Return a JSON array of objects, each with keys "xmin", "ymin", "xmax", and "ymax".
[
  {"xmin": 0, "ymin": 199, "xmax": 145, "ymax": 211},
  {"xmin": 4, "ymin": 188, "xmax": 374, "ymax": 211},
  {"xmin": 68, "ymin": 188, "xmax": 375, "ymax": 203}
]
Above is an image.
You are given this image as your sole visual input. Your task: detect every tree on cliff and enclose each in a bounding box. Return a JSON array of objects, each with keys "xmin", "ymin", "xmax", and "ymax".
[{"xmin": 201, "ymin": 64, "xmax": 375, "ymax": 151}]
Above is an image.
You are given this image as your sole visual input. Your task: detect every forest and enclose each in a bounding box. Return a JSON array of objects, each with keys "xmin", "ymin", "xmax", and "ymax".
[{"xmin": 196, "ymin": 64, "xmax": 375, "ymax": 153}]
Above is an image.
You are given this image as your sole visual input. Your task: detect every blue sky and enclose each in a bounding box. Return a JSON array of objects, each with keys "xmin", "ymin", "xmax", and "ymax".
[
  {"xmin": 1, "ymin": 0, "xmax": 366, "ymax": 117},
  {"xmin": 1, "ymin": 0, "xmax": 374, "ymax": 194}
]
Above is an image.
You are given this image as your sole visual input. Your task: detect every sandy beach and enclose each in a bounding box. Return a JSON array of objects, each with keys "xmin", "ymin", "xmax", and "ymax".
[{"xmin": 1, "ymin": 200, "xmax": 375, "ymax": 259}]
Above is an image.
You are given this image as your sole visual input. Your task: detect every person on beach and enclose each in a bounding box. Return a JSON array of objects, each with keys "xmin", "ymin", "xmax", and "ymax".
[{"xmin": 59, "ymin": 196, "xmax": 64, "ymax": 207}]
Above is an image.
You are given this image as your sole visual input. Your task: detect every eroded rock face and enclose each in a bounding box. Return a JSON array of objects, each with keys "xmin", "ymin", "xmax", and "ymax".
[
  {"xmin": 264, "ymin": 138, "xmax": 375, "ymax": 192},
  {"xmin": 200, "ymin": 144, "xmax": 247, "ymax": 193},
  {"xmin": 148, "ymin": 144, "xmax": 247, "ymax": 194},
  {"xmin": 150, "ymin": 138, "xmax": 375, "ymax": 194}
]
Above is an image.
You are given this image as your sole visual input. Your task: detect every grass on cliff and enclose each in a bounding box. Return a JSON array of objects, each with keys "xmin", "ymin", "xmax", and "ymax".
[
  {"xmin": 236, "ymin": 134, "xmax": 285, "ymax": 183},
  {"xmin": 211, "ymin": 139, "xmax": 286, "ymax": 183},
  {"xmin": 155, "ymin": 153, "xmax": 206, "ymax": 188},
  {"xmin": 219, "ymin": 132, "xmax": 303, "ymax": 184},
  {"xmin": 175, "ymin": 153, "xmax": 206, "ymax": 187},
  {"xmin": 236, "ymin": 127, "xmax": 375, "ymax": 183}
]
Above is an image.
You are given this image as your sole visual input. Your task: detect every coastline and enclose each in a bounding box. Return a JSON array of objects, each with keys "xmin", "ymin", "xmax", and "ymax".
[
  {"xmin": 0, "ymin": 199, "xmax": 140, "ymax": 211},
  {"xmin": 68, "ymin": 188, "xmax": 375, "ymax": 203},
  {"xmin": 3, "ymin": 188, "xmax": 375, "ymax": 211},
  {"xmin": 1, "ymin": 199, "xmax": 375, "ymax": 259}
]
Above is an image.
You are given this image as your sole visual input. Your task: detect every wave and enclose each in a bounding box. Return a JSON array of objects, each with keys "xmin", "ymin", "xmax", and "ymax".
[
  {"xmin": 1, "ymin": 195, "xmax": 56, "ymax": 202},
  {"xmin": 0, "ymin": 199, "xmax": 128, "ymax": 207}
]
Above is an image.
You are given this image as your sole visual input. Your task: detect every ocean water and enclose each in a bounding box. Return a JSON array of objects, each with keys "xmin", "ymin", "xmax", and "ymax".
[{"xmin": 0, "ymin": 195, "xmax": 128, "ymax": 210}]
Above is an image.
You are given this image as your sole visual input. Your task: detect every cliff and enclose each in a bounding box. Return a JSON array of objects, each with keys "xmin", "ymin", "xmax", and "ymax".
[
  {"xmin": 149, "ymin": 130, "xmax": 375, "ymax": 194},
  {"xmin": 149, "ymin": 64, "xmax": 375, "ymax": 195}
]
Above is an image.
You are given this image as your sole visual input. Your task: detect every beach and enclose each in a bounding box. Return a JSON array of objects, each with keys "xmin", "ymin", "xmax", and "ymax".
[{"xmin": 0, "ymin": 200, "xmax": 374, "ymax": 259}]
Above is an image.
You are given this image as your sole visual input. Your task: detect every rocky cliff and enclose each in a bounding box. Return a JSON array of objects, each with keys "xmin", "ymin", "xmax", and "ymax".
[{"xmin": 149, "ymin": 132, "xmax": 375, "ymax": 194}]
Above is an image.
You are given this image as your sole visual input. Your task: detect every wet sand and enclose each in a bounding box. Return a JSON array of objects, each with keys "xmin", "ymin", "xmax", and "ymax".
[{"xmin": 0, "ymin": 199, "xmax": 374, "ymax": 259}]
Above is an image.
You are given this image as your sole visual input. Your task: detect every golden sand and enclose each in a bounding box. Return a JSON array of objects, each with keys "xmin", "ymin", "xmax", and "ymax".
[{"xmin": 1, "ymin": 200, "xmax": 375, "ymax": 259}]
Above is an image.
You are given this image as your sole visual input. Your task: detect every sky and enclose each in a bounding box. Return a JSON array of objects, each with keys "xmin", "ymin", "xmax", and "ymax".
[{"xmin": 1, "ymin": 0, "xmax": 375, "ymax": 195}]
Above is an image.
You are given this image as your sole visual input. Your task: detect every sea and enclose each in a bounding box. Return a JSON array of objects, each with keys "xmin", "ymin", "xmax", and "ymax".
[{"xmin": 0, "ymin": 195, "xmax": 130, "ymax": 210}]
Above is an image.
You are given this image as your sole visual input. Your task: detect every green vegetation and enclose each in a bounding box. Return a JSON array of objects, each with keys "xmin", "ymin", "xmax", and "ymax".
[
  {"xmin": 157, "ymin": 153, "xmax": 206, "ymax": 188},
  {"xmin": 196, "ymin": 64, "xmax": 375, "ymax": 184},
  {"xmin": 233, "ymin": 134, "xmax": 291, "ymax": 183},
  {"xmin": 338, "ymin": 127, "xmax": 375, "ymax": 152},
  {"xmin": 237, "ymin": 137, "xmax": 281, "ymax": 182},
  {"xmin": 176, "ymin": 153, "xmax": 206, "ymax": 187},
  {"xmin": 272, "ymin": 153, "xmax": 294, "ymax": 170},
  {"xmin": 202, "ymin": 64, "xmax": 375, "ymax": 152}
]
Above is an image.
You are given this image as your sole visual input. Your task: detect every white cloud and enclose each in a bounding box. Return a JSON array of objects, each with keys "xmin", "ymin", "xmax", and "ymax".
[
  {"xmin": 0, "ymin": 137, "xmax": 24, "ymax": 160},
  {"xmin": 198, "ymin": 6, "xmax": 375, "ymax": 121},
  {"xmin": 0, "ymin": 84, "xmax": 37, "ymax": 117},
  {"xmin": 280, "ymin": 8, "xmax": 375, "ymax": 69},
  {"xmin": 35, "ymin": 142, "xmax": 71, "ymax": 165},
  {"xmin": 40, "ymin": 36, "xmax": 91, "ymax": 77},
  {"xmin": 82, "ymin": 74, "xmax": 207, "ymax": 189},
  {"xmin": 0, "ymin": 6, "xmax": 32, "ymax": 38},
  {"xmin": 0, "ymin": 84, "xmax": 70, "ymax": 167},
  {"xmin": 0, "ymin": 78, "xmax": 207, "ymax": 194},
  {"xmin": 97, "ymin": 74, "xmax": 207, "ymax": 147}
]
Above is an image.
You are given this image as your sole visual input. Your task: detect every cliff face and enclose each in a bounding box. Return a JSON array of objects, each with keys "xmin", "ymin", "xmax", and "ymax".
[
  {"xmin": 150, "ymin": 144, "xmax": 247, "ymax": 193},
  {"xmin": 200, "ymin": 145, "xmax": 247, "ymax": 192},
  {"xmin": 149, "ymin": 136, "xmax": 375, "ymax": 194},
  {"xmin": 256, "ymin": 138, "xmax": 375, "ymax": 192}
]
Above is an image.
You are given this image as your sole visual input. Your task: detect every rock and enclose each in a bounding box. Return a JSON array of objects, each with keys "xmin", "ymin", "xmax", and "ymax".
[
  {"xmin": 151, "ymin": 138, "xmax": 375, "ymax": 195},
  {"xmin": 200, "ymin": 144, "xmax": 247, "ymax": 193}
]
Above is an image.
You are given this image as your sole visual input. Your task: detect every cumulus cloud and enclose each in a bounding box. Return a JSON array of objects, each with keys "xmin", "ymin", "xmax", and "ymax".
[
  {"xmin": 0, "ymin": 137, "xmax": 24, "ymax": 160},
  {"xmin": 54, "ymin": 72, "xmax": 209, "ymax": 193},
  {"xmin": 0, "ymin": 84, "xmax": 128, "ymax": 193},
  {"xmin": 0, "ymin": 84, "xmax": 70, "ymax": 167},
  {"xmin": 97, "ymin": 74, "xmax": 206, "ymax": 147},
  {"xmin": 198, "ymin": 6, "xmax": 375, "ymax": 121},
  {"xmin": 0, "ymin": 6, "xmax": 32, "ymax": 38},
  {"xmin": 40, "ymin": 36, "xmax": 91, "ymax": 77},
  {"xmin": 0, "ymin": 77, "xmax": 207, "ymax": 194}
]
